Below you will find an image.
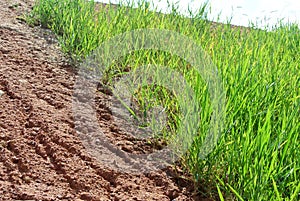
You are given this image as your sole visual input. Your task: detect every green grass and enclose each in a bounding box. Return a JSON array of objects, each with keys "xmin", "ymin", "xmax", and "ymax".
[{"xmin": 28, "ymin": 0, "xmax": 299, "ymax": 200}]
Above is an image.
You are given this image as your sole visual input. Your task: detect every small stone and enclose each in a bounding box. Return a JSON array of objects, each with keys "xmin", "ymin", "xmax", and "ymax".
[
  {"xmin": 0, "ymin": 90, "xmax": 4, "ymax": 97},
  {"xmin": 56, "ymin": 194, "xmax": 63, "ymax": 199},
  {"xmin": 18, "ymin": 79, "xmax": 27, "ymax": 83},
  {"xmin": 22, "ymin": 175, "xmax": 31, "ymax": 183}
]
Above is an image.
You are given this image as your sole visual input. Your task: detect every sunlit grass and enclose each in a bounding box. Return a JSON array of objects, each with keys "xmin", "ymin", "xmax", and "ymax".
[{"xmin": 28, "ymin": 0, "xmax": 299, "ymax": 200}]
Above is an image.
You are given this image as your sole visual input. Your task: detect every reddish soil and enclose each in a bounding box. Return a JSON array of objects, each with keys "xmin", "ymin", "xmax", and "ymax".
[{"xmin": 0, "ymin": 1, "xmax": 213, "ymax": 200}]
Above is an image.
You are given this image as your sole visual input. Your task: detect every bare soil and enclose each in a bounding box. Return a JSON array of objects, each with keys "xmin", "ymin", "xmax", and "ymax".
[{"xmin": 0, "ymin": 1, "xmax": 213, "ymax": 200}]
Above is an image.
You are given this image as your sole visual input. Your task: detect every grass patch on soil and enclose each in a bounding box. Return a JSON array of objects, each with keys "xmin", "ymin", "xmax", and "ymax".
[{"xmin": 28, "ymin": 0, "xmax": 299, "ymax": 200}]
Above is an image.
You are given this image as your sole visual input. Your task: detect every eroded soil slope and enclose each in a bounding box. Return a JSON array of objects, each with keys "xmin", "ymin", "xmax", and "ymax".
[{"xmin": 0, "ymin": 1, "xmax": 211, "ymax": 200}]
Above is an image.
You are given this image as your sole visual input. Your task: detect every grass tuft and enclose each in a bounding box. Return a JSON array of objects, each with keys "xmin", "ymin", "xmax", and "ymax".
[{"xmin": 28, "ymin": 0, "xmax": 300, "ymax": 200}]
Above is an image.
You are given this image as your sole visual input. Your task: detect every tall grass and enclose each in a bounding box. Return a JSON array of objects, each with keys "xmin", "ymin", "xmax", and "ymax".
[{"xmin": 28, "ymin": 0, "xmax": 299, "ymax": 200}]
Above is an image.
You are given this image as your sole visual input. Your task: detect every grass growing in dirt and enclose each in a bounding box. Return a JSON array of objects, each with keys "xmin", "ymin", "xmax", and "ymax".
[{"xmin": 28, "ymin": 0, "xmax": 300, "ymax": 200}]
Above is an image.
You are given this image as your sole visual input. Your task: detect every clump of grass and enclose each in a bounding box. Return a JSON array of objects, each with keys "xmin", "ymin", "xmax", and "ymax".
[{"xmin": 28, "ymin": 0, "xmax": 300, "ymax": 200}]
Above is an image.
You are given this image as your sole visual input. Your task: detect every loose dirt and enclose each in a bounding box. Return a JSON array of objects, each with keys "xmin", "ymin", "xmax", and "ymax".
[{"xmin": 0, "ymin": 1, "xmax": 213, "ymax": 200}]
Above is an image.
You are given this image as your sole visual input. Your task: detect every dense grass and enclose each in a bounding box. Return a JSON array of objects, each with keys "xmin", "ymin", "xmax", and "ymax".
[{"xmin": 28, "ymin": 0, "xmax": 299, "ymax": 200}]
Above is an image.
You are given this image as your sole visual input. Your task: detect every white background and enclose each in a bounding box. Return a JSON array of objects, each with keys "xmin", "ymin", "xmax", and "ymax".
[{"xmin": 96, "ymin": 0, "xmax": 300, "ymax": 29}]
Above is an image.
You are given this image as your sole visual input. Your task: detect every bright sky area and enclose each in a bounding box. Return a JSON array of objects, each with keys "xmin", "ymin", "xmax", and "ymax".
[{"xmin": 96, "ymin": 0, "xmax": 300, "ymax": 29}]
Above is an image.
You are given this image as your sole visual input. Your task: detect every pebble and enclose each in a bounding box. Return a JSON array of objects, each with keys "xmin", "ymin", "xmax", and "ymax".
[
  {"xmin": 0, "ymin": 90, "xmax": 4, "ymax": 97},
  {"xmin": 18, "ymin": 79, "xmax": 27, "ymax": 83}
]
